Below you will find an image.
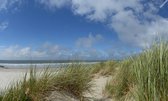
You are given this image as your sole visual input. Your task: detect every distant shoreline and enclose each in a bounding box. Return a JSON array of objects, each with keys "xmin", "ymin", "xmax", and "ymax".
[
  {"xmin": 0, "ymin": 60, "xmax": 108, "ymax": 64},
  {"xmin": 0, "ymin": 62, "xmax": 99, "ymax": 69}
]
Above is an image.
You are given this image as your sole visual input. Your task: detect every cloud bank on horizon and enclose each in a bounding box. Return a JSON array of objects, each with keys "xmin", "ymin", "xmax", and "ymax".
[
  {"xmin": 0, "ymin": 0, "xmax": 168, "ymax": 60},
  {"xmin": 0, "ymin": 42, "xmax": 110, "ymax": 60}
]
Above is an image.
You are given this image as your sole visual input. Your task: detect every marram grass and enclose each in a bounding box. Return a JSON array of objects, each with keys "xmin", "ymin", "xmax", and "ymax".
[
  {"xmin": 105, "ymin": 42, "xmax": 168, "ymax": 101},
  {"xmin": 104, "ymin": 59, "xmax": 135, "ymax": 100},
  {"xmin": 52, "ymin": 64, "xmax": 93, "ymax": 99},
  {"xmin": 1, "ymin": 64, "xmax": 93, "ymax": 101},
  {"xmin": 2, "ymin": 68, "xmax": 55, "ymax": 101}
]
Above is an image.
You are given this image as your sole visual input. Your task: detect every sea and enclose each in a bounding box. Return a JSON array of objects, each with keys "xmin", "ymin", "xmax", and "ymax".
[{"xmin": 0, "ymin": 60, "xmax": 103, "ymax": 69}]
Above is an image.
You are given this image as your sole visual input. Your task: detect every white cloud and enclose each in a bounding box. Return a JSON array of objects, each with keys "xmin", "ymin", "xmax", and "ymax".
[
  {"xmin": 41, "ymin": 42, "xmax": 69, "ymax": 57},
  {"xmin": 0, "ymin": 45, "xmax": 30, "ymax": 58},
  {"xmin": 76, "ymin": 34, "xmax": 103, "ymax": 48},
  {"xmin": 0, "ymin": 43, "xmax": 110, "ymax": 60},
  {"xmin": 71, "ymin": 0, "xmax": 166, "ymax": 48},
  {"xmin": 0, "ymin": 45, "xmax": 46, "ymax": 59},
  {"xmin": 0, "ymin": 22, "xmax": 8, "ymax": 31},
  {"xmin": 111, "ymin": 10, "xmax": 149, "ymax": 47},
  {"xmin": 37, "ymin": 0, "xmax": 168, "ymax": 48},
  {"xmin": 111, "ymin": 10, "xmax": 168, "ymax": 48},
  {"xmin": 0, "ymin": 43, "xmax": 71, "ymax": 59},
  {"xmin": 71, "ymin": 0, "xmax": 143, "ymax": 22}
]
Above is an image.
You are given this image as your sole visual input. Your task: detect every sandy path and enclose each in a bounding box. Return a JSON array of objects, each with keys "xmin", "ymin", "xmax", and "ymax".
[{"xmin": 85, "ymin": 76, "xmax": 113, "ymax": 101}]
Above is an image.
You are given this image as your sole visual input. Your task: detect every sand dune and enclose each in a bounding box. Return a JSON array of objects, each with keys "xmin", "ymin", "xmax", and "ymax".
[{"xmin": 0, "ymin": 68, "xmax": 113, "ymax": 101}]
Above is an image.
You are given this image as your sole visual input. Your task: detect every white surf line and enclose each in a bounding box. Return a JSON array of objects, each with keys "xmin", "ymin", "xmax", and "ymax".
[{"xmin": 160, "ymin": 0, "xmax": 168, "ymax": 8}]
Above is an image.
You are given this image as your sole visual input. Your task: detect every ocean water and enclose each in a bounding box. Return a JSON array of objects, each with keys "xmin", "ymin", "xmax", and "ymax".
[{"xmin": 0, "ymin": 60, "xmax": 100, "ymax": 69}]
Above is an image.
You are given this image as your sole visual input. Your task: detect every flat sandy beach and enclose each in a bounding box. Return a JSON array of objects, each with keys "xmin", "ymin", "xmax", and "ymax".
[
  {"xmin": 0, "ymin": 68, "xmax": 29, "ymax": 91},
  {"xmin": 0, "ymin": 68, "xmax": 52, "ymax": 90}
]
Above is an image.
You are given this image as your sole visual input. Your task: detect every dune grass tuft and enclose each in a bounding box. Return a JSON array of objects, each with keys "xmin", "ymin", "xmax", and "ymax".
[
  {"xmin": 2, "ymin": 68, "xmax": 54, "ymax": 101},
  {"xmin": 104, "ymin": 59, "xmax": 135, "ymax": 100},
  {"xmin": 52, "ymin": 64, "xmax": 93, "ymax": 99},
  {"xmin": 105, "ymin": 42, "xmax": 168, "ymax": 101},
  {"xmin": 1, "ymin": 64, "xmax": 93, "ymax": 101},
  {"xmin": 132, "ymin": 42, "xmax": 168, "ymax": 101}
]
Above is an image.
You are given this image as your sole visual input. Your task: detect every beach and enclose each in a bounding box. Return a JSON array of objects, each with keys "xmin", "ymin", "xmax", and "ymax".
[{"xmin": 0, "ymin": 68, "xmax": 29, "ymax": 91}]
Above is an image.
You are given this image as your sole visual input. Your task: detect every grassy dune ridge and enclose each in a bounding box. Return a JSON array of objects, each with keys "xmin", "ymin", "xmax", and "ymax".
[{"xmin": 0, "ymin": 64, "xmax": 94, "ymax": 101}]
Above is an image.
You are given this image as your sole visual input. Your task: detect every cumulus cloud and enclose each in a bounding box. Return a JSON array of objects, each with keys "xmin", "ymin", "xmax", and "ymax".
[
  {"xmin": 0, "ymin": 22, "xmax": 8, "ymax": 31},
  {"xmin": 0, "ymin": 45, "xmax": 31, "ymax": 59},
  {"xmin": 0, "ymin": 45, "xmax": 50, "ymax": 59},
  {"xmin": 0, "ymin": 43, "xmax": 110, "ymax": 60},
  {"xmin": 41, "ymin": 42, "xmax": 71, "ymax": 58},
  {"xmin": 37, "ymin": 0, "xmax": 168, "ymax": 48},
  {"xmin": 76, "ymin": 34, "xmax": 103, "ymax": 48},
  {"xmin": 71, "ymin": 0, "xmax": 143, "ymax": 22},
  {"xmin": 71, "ymin": 0, "xmax": 167, "ymax": 48}
]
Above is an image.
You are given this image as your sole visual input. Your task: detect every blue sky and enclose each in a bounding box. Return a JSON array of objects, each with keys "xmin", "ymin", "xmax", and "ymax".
[{"xmin": 0, "ymin": 0, "xmax": 168, "ymax": 60}]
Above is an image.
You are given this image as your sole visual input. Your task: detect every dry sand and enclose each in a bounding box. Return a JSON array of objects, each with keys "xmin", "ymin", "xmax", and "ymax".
[
  {"xmin": 0, "ymin": 68, "xmax": 28, "ymax": 90},
  {"xmin": 0, "ymin": 68, "xmax": 46, "ymax": 91},
  {"xmin": 84, "ymin": 76, "xmax": 113, "ymax": 101}
]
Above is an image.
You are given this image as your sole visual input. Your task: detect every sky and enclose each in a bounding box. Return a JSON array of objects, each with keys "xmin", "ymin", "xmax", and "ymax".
[{"xmin": 0, "ymin": 0, "xmax": 168, "ymax": 60}]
